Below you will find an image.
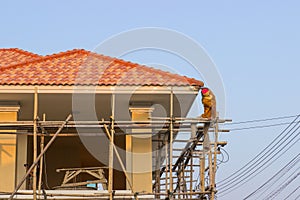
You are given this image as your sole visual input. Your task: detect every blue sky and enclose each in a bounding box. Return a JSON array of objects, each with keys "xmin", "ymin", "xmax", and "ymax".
[{"xmin": 1, "ymin": 1, "xmax": 299, "ymax": 199}]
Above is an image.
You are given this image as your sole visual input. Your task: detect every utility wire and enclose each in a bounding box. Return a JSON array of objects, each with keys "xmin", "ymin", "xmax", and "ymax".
[
  {"xmin": 218, "ymin": 128, "xmax": 300, "ymax": 196},
  {"xmin": 217, "ymin": 116, "xmax": 300, "ymax": 185},
  {"xmin": 257, "ymin": 166, "xmax": 299, "ymax": 198},
  {"xmin": 262, "ymin": 172, "xmax": 300, "ymax": 200},
  {"xmin": 220, "ymin": 148, "xmax": 229, "ymax": 163},
  {"xmin": 294, "ymin": 193, "xmax": 300, "ymax": 200},
  {"xmin": 224, "ymin": 114, "xmax": 299, "ymax": 125},
  {"xmin": 229, "ymin": 121, "xmax": 300, "ymax": 131},
  {"xmin": 283, "ymin": 182, "xmax": 300, "ymax": 200},
  {"xmin": 218, "ymin": 119, "xmax": 300, "ymax": 195},
  {"xmin": 243, "ymin": 153, "xmax": 300, "ymax": 199},
  {"xmin": 219, "ymin": 125, "xmax": 300, "ymax": 193}
]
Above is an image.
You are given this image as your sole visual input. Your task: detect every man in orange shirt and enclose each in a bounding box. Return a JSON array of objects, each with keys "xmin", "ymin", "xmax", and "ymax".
[{"xmin": 201, "ymin": 88, "xmax": 216, "ymax": 119}]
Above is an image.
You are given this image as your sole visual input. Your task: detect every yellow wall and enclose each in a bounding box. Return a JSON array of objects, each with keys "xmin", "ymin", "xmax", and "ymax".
[
  {"xmin": 127, "ymin": 108, "xmax": 152, "ymax": 193},
  {"xmin": 0, "ymin": 112, "xmax": 17, "ymax": 192},
  {"xmin": 16, "ymin": 134, "xmax": 27, "ymax": 190}
]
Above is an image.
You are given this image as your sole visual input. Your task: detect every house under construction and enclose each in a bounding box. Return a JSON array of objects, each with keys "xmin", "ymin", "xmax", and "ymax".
[{"xmin": 0, "ymin": 48, "xmax": 230, "ymax": 199}]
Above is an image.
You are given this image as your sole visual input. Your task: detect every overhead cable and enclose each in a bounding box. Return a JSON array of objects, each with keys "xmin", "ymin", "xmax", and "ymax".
[
  {"xmin": 224, "ymin": 114, "xmax": 299, "ymax": 125},
  {"xmin": 262, "ymin": 172, "xmax": 300, "ymax": 200},
  {"xmin": 217, "ymin": 118, "xmax": 300, "ymax": 196},
  {"xmin": 219, "ymin": 128, "xmax": 300, "ymax": 196},
  {"xmin": 283, "ymin": 185, "xmax": 300, "ymax": 200},
  {"xmin": 217, "ymin": 116, "xmax": 300, "ymax": 185},
  {"xmin": 229, "ymin": 121, "xmax": 300, "ymax": 131},
  {"xmin": 243, "ymin": 153, "xmax": 300, "ymax": 199}
]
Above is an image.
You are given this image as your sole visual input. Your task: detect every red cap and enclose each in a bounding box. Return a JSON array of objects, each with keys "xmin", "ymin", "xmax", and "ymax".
[{"xmin": 201, "ymin": 88, "xmax": 209, "ymax": 94}]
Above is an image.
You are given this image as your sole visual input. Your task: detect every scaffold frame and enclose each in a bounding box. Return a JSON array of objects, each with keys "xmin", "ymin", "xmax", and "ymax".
[{"xmin": 0, "ymin": 90, "xmax": 231, "ymax": 200}]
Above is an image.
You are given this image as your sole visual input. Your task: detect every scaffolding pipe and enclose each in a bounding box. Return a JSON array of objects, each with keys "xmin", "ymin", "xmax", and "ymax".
[
  {"xmin": 155, "ymin": 132, "xmax": 161, "ymax": 198},
  {"xmin": 190, "ymin": 122, "xmax": 197, "ymax": 199},
  {"xmin": 108, "ymin": 94, "xmax": 115, "ymax": 200},
  {"xmin": 190, "ymin": 151, "xmax": 193, "ymax": 199},
  {"xmin": 4, "ymin": 190, "xmax": 213, "ymax": 198},
  {"xmin": 200, "ymin": 150, "xmax": 205, "ymax": 196},
  {"xmin": 0, "ymin": 120, "xmax": 229, "ymax": 129},
  {"xmin": 169, "ymin": 89, "xmax": 174, "ymax": 195},
  {"xmin": 33, "ymin": 87, "xmax": 38, "ymax": 200},
  {"xmin": 38, "ymin": 136, "xmax": 44, "ymax": 193},
  {"xmin": 38, "ymin": 114, "xmax": 46, "ymax": 195},
  {"xmin": 212, "ymin": 115, "xmax": 219, "ymax": 199},
  {"xmin": 165, "ymin": 139, "xmax": 169, "ymax": 195}
]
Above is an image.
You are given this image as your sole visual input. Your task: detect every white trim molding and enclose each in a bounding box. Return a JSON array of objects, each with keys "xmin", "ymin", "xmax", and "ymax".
[
  {"xmin": 129, "ymin": 107, "xmax": 154, "ymax": 114},
  {"xmin": 0, "ymin": 102, "xmax": 20, "ymax": 112}
]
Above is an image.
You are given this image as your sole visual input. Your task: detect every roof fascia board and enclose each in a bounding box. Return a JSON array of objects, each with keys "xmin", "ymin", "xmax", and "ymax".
[{"xmin": 0, "ymin": 85, "xmax": 199, "ymax": 95}]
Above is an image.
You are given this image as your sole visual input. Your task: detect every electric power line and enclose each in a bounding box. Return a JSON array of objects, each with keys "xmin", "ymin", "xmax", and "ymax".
[
  {"xmin": 243, "ymin": 153, "xmax": 300, "ymax": 199},
  {"xmin": 218, "ymin": 125, "xmax": 300, "ymax": 195},
  {"xmin": 255, "ymin": 166, "xmax": 300, "ymax": 198},
  {"xmin": 224, "ymin": 114, "xmax": 299, "ymax": 125},
  {"xmin": 229, "ymin": 121, "xmax": 300, "ymax": 131},
  {"xmin": 218, "ymin": 128, "xmax": 300, "ymax": 196},
  {"xmin": 262, "ymin": 172, "xmax": 300, "ymax": 200},
  {"xmin": 217, "ymin": 116, "xmax": 300, "ymax": 185},
  {"xmin": 217, "ymin": 119, "xmax": 300, "ymax": 195},
  {"xmin": 294, "ymin": 193, "xmax": 300, "ymax": 200},
  {"xmin": 283, "ymin": 184, "xmax": 300, "ymax": 200}
]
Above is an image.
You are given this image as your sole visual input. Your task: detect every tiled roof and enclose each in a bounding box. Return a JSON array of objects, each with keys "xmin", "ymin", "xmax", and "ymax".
[
  {"xmin": 0, "ymin": 48, "xmax": 42, "ymax": 67},
  {"xmin": 0, "ymin": 49, "xmax": 204, "ymax": 87}
]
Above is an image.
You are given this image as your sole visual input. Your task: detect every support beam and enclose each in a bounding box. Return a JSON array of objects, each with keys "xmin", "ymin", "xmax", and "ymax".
[
  {"xmin": 108, "ymin": 94, "xmax": 115, "ymax": 200},
  {"xmin": 211, "ymin": 114, "xmax": 219, "ymax": 199},
  {"xmin": 165, "ymin": 138, "xmax": 169, "ymax": 195},
  {"xmin": 32, "ymin": 87, "xmax": 38, "ymax": 200},
  {"xmin": 38, "ymin": 114, "xmax": 46, "ymax": 196},
  {"xmin": 169, "ymin": 90, "xmax": 174, "ymax": 194},
  {"xmin": 200, "ymin": 151, "xmax": 205, "ymax": 197},
  {"xmin": 154, "ymin": 132, "xmax": 161, "ymax": 199},
  {"xmin": 190, "ymin": 152, "xmax": 193, "ymax": 199},
  {"xmin": 190, "ymin": 122, "xmax": 196, "ymax": 199},
  {"xmin": 208, "ymin": 150, "xmax": 213, "ymax": 200}
]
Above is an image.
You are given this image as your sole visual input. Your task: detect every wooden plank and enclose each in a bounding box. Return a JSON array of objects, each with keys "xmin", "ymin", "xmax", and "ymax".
[{"xmin": 56, "ymin": 166, "xmax": 108, "ymax": 172}]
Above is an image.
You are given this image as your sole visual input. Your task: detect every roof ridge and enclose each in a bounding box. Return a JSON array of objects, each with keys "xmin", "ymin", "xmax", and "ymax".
[
  {"xmin": 83, "ymin": 51, "xmax": 200, "ymax": 83},
  {"xmin": 43, "ymin": 48, "xmax": 89, "ymax": 57},
  {"xmin": 0, "ymin": 48, "xmax": 41, "ymax": 58},
  {"xmin": 113, "ymin": 60, "xmax": 199, "ymax": 84},
  {"xmin": 0, "ymin": 49, "xmax": 90, "ymax": 72}
]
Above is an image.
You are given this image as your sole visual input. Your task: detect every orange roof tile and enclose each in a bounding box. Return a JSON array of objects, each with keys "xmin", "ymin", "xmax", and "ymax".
[
  {"xmin": 0, "ymin": 48, "xmax": 42, "ymax": 67},
  {"xmin": 0, "ymin": 49, "xmax": 204, "ymax": 87}
]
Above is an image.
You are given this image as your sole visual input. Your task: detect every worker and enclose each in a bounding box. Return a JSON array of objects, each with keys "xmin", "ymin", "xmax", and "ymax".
[{"xmin": 201, "ymin": 87, "xmax": 216, "ymax": 119}]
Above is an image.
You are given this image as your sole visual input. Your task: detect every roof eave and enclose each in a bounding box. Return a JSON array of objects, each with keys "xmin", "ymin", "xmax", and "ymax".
[{"xmin": 0, "ymin": 85, "xmax": 200, "ymax": 95}]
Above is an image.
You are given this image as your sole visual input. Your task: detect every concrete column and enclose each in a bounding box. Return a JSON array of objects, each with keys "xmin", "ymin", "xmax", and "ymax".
[
  {"xmin": 0, "ymin": 104, "xmax": 20, "ymax": 192},
  {"xmin": 127, "ymin": 107, "xmax": 153, "ymax": 193},
  {"xmin": 16, "ymin": 134, "xmax": 27, "ymax": 190}
]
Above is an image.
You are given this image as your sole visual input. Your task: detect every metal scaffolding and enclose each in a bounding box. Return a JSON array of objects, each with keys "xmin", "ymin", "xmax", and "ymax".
[
  {"xmin": 151, "ymin": 116, "xmax": 230, "ymax": 199},
  {"xmin": 0, "ymin": 117, "xmax": 230, "ymax": 200},
  {"xmin": 0, "ymin": 91, "xmax": 231, "ymax": 200}
]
